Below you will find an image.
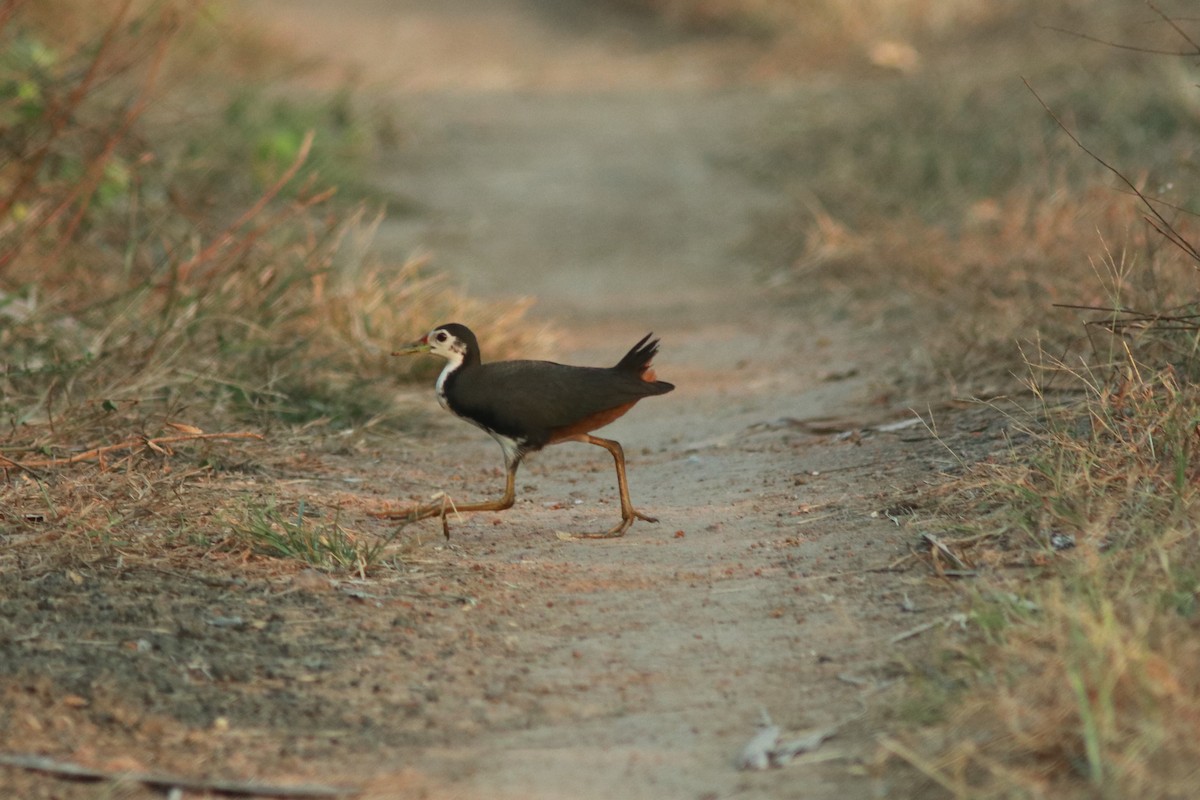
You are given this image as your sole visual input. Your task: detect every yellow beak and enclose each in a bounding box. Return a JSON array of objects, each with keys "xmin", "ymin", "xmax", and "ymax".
[{"xmin": 392, "ymin": 335, "xmax": 432, "ymax": 357}]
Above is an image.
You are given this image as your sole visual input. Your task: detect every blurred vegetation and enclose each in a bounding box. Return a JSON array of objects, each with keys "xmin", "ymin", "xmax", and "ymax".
[
  {"xmin": 6, "ymin": 0, "xmax": 1200, "ymax": 783},
  {"xmin": 754, "ymin": 5, "xmax": 1199, "ymax": 396},
  {"xmin": 0, "ymin": 0, "xmax": 540, "ymax": 575},
  {"xmin": 636, "ymin": 2, "xmax": 1200, "ymax": 797},
  {"xmin": 0, "ymin": 0, "xmax": 521, "ymax": 445}
]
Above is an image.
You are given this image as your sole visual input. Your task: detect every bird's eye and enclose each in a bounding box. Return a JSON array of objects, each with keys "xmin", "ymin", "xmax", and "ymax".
[{"xmin": 435, "ymin": 331, "xmax": 448, "ymax": 343}]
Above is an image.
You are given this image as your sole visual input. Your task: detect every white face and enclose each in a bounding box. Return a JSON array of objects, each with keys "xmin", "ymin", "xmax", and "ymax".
[
  {"xmin": 426, "ymin": 327, "xmax": 466, "ymax": 364},
  {"xmin": 427, "ymin": 328, "xmax": 468, "ymax": 410}
]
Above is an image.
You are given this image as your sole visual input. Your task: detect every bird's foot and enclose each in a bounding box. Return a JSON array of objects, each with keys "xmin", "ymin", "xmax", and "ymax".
[
  {"xmin": 559, "ymin": 508, "xmax": 658, "ymax": 540},
  {"xmin": 373, "ymin": 493, "xmax": 468, "ymax": 539},
  {"xmin": 370, "ymin": 505, "xmax": 415, "ymax": 520},
  {"xmin": 369, "ymin": 503, "xmax": 440, "ymax": 521}
]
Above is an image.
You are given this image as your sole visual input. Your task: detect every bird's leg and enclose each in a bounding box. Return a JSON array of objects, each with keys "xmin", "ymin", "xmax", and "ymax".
[
  {"xmin": 567, "ymin": 434, "xmax": 658, "ymax": 538},
  {"xmin": 441, "ymin": 464, "xmax": 517, "ymax": 514},
  {"xmin": 374, "ymin": 463, "xmax": 518, "ymax": 534}
]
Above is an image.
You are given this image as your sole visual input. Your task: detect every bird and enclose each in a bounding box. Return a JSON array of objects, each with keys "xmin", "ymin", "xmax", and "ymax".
[{"xmin": 382, "ymin": 323, "xmax": 674, "ymax": 538}]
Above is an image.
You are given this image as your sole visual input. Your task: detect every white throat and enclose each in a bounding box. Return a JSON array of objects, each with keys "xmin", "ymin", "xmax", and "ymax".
[{"xmin": 434, "ymin": 348, "xmax": 466, "ymax": 411}]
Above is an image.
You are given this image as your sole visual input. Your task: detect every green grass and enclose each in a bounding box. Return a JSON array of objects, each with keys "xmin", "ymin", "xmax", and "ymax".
[{"xmin": 225, "ymin": 497, "xmax": 395, "ymax": 575}]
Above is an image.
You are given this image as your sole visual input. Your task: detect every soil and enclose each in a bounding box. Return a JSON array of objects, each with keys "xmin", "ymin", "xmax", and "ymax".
[{"xmin": 0, "ymin": 2, "xmax": 1007, "ymax": 798}]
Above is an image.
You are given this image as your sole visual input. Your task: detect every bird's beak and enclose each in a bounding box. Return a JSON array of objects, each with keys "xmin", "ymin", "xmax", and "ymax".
[{"xmin": 392, "ymin": 335, "xmax": 431, "ymax": 357}]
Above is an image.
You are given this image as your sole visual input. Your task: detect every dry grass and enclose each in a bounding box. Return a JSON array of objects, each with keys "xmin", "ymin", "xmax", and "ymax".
[
  {"xmin": 744, "ymin": 0, "xmax": 1200, "ymax": 396},
  {"xmin": 890, "ymin": 340, "xmax": 1200, "ymax": 798},
  {"xmin": 619, "ymin": 0, "xmax": 1012, "ymax": 39},
  {"xmin": 617, "ymin": 0, "xmax": 1126, "ymax": 72},
  {"xmin": 787, "ymin": 185, "xmax": 1196, "ymax": 395},
  {"xmin": 6, "ymin": 0, "xmax": 1200, "ymax": 793},
  {"xmin": 0, "ymin": 0, "xmax": 536, "ymax": 571},
  {"xmin": 679, "ymin": 1, "xmax": 1200, "ymax": 795},
  {"xmin": 862, "ymin": 20, "xmax": 1200, "ymax": 799}
]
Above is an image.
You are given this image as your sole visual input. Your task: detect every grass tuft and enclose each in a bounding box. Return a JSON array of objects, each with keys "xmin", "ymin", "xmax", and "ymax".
[
  {"xmin": 0, "ymin": 0, "xmax": 536, "ymax": 570},
  {"xmin": 887, "ymin": 258, "xmax": 1200, "ymax": 797},
  {"xmin": 224, "ymin": 497, "xmax": 395, "ymax": 576}
]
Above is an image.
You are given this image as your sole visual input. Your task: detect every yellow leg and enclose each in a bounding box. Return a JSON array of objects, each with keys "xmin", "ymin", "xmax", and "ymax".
[
  {"xmin": 566, "ymin": 434, "xmax": 657, "ymax": 539},
  {"xmin": 376, "ymin": 435, "xmax": 658, "ymax": 539},
  {"xmin": 374, "ymin": 465, "xmax": 517, "ymax": 537}
]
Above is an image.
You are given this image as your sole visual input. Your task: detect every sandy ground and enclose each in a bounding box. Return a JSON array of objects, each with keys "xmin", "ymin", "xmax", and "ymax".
[{"xmin": 0, "ymin": 2, "xmax": 995, "ymax": 798}]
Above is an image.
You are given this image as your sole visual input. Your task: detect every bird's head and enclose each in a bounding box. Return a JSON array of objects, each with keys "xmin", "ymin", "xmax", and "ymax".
[{"xmin": 394, "ymin": 323, "xmax": 479, "ymax": 366}]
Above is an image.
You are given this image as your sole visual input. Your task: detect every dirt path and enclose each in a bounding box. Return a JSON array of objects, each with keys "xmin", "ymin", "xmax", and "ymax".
[
  {"xmin": 0, "ymin": 3, "xmax": 967, "ymax": 798},
  {"xmin": 235, "ymin": 2, "xmax": 960, "ymax": 798}
]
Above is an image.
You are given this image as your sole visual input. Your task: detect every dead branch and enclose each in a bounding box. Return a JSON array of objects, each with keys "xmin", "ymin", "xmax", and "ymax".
[
  {"xmin": 736, "ymin": 711, "xmax": 782, "ymax": 770},
  {"xmin": 1040, "ymin": 3, "xmax": 1200, "ymax": 57},
  {"xmin": 1023, "ymin": 78, "xmax": 1200, "ymax": 266},
  {"xmin": 1036, "ymin": 26, "xmax": 1195, "ymax": 57},
  {"xmin": 0, "ymin": 0, "xmax": 134, "ymax": 225},
  {"xmin": 890, "ymin": 613, "xmax": 970, "ymax": 645},
  {"xmin": 0, "ymin": 451, "xmax": 44, "ymax": 481},
  {"xmin": 1148, "ymin": 0, "xmax": 1200, "ymax": 55},
  {"xmin": 921, "ymin": 531, "xmax": 971, "ymax": 574},
  {"xmin": 735, "ymin": 710, "xmax": 847, "ymax": 770},
  {"xmin": 1052, "ymin": 302, "xmax": 1200, "ymax": 334},
  {"xmin": 175, "ymin": 130, "xmax": 316, "ymax": 284},
  {"xmin": 50, "ymin": 7, "xmax": 185, "ymax": 259},
  {"xmin": 0, "ymin": 752, "xmax": 359, "ymax": 798},
  {"xmin": 5, "ymin": 431, "xmax": 263, "ymax": 470},
  {"xmin": 0, "ymin": 0, "xmax": 28, "ymax": 32}
]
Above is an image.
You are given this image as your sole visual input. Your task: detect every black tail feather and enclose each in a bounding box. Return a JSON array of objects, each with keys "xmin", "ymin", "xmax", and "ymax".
[{"xmin": 615, "ymin": 333, "xmax": 659, "ymax": 373}]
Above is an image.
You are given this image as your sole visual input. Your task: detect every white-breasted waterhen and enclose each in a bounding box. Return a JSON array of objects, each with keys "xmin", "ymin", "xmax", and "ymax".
[{"xmin": 382, "ymin": 323, "xmax": 674, "ymax": 538}]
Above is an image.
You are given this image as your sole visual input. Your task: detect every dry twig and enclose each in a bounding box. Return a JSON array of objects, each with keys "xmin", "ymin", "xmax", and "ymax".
[
  {"xmin": 4, "ymin": 431, "xmax": 263, "ymax": 471},
  {"xmin": 1024, "ymin": 78, "xmax": 1200, "ymax": 265},
  {"xmin": 735, "ymin": 709, "xmax": 846, "ymax": 770},
  {"xmin": 1053, "ymin": 302, "xmax": 1200, "ymax": 334},
  {"xmin": 0, "ymin": 752, "xmax": 358, "ymax": 798},
  {"xmin": 175, "ymin": 130, "xmax": 317, "ymax": 284},
  {"xmin": 921, "ymin": 531, "xmax": 971, "ymax": 575}
]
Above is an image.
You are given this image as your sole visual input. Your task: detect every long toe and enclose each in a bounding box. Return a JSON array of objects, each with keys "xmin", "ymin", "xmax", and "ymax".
[
  {"xmin": 370, "ymin": 506, "xmax": 415, "ymax": 520},
  {"xmin": 568, "ymin": 514, "xmax": 637, "ymax": 539},
  {"xmin": 633, "ymin": 509, "xmax": 658, "ymax": 523},
  {"xmin": 370, "ymin": 503, "xmax": 444, "ymax": 521}
]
